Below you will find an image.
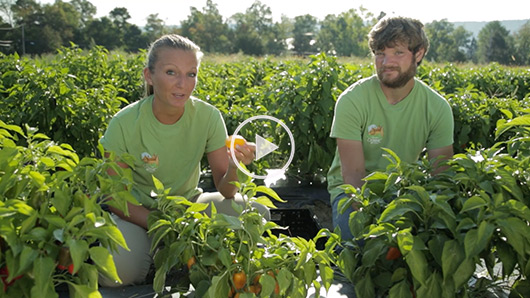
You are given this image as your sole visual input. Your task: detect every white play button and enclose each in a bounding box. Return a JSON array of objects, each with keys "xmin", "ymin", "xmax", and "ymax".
[{"xmin": 255, "ymin": 134, "xmax": 279, "ymax": 160}]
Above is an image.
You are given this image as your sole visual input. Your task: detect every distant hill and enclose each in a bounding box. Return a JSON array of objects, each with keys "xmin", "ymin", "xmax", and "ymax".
[{"xmin": 451, "ymin": 19, "xmax": 529, "ymax": 37}]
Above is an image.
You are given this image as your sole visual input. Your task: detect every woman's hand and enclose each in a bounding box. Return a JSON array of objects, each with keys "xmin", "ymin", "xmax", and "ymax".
[
  {"xmin": 228, "ymin": 142, "xmax": 256, "ymax": 166},
  {"xmin": 225, "ymin": 135, "xmax": 255, "ymax": 166}
]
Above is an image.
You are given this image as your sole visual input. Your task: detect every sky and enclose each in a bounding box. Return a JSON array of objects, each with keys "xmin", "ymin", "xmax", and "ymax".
[{"xmin": 40, "ymin": 0, "xmax": 530, "ymax": 27}]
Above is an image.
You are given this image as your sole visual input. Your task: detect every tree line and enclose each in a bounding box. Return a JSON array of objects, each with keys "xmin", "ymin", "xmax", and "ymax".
[{"xmin": 1, "ymin": 0, "xmax": 530, "ymax": 65}]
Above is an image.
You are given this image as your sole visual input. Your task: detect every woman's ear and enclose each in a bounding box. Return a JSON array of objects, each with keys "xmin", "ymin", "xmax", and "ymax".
[{"xmin": 143, "ymin": 67, "xmax": 152, "ymax": 85}]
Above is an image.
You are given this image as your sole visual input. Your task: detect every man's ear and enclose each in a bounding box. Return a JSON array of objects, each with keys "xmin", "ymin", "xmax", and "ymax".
[{"xmin": 415, "ymin": 48, "xmax": 426, "ymax": 64}]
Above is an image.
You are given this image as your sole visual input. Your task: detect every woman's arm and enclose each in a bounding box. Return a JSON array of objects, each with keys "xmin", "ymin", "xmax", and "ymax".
[
  {"xmin": 207, "ymin": 143, "xmax": 256, "ymax": 198},
  {"xmin": 105, "ymin": 153, "xmax": 150, "ymax": 229}
]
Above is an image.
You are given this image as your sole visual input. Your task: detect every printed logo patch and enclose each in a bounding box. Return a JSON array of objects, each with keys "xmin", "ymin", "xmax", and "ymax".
[
  {"xmin": 367, "ymin": 124, "xmax": 384, "ymax": 145},
  {"xmin": 141, "ymin": 152, "xmax": 159, "ymax": 173}
]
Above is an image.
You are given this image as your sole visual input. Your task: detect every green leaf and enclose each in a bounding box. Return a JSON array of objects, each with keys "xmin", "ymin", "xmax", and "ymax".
[
  {"xmin": 89, "ymin": 246, "xmax": 121, "ymax": 284},
  {"xmin": 44, "ymin": 214, "xmax": 66, "ymax": 227},
  {"xmin": 51, "ymin": 189, "xmax": 72, "ymax": 216},
  {"xmin": 103, "ymin": 225, "xmax": 129, "ymax": 250},
  {"xmin": 355, "ymin": 274, "xmax": 375, "ymax": 298},
  {"xmin": 441, "ymin": 240, "xmax": 464, "ymax": 283},
  {"xmin": 496, "ymin": 240, "xmax": 517, "ymax": 277},
  {"xmin": 379, "ymin": 199, "xmax": 421, "ymax": 223},
  {"xmin": 318, "ymin": 262, "xmax": 334, "ymax": 292},
  {"xmin": 152, "ymin": 175, "xmax": 164, "ymax": 193},
  {"xmin": 215, "ymin": 214, "xmax": 243, "ymax": 230},
  {"xmin": 397, "ymin": 230, "xmax": 414, "ymax": 255},
  {"xmin": 349, "ymin": 210, "xmax": 369, "ymax": 238},
  {"xmin": 460, "ymin": 196, "xmax": 487, "ymax": 213},
  {"xmin": 453, "ymin": 258, "xmax": 475, "ymax": 289},
  {"xmin": 256, "ymin": 185, "xmax": 286, "ymax": 202},
  {"xmin": 405, "ymin": 249, "xmax": 428, "ymax": 287},
  {"xmin": 47, "ymin": 145, "xmax": 79, "ymax": 164},
  {"xmin": 218, "ymin": 247, "xmax": 232, "ymax": 268},
  {"xmin": 277, "ymin": 268, "xmax": 293, "ymax": 295},
  {"xmin": 416, "ymin": 272, "xmax": 442, "ymax": 298},
  {"xmin": 31, "ymin": 256, "xmax": 56, "ymax": 297},
  {"xmin": 153, "ymin": 268, "xmax": 167, "ymax": 294},
  {"xmin": 254, "ymin": 195, "xmax": 278, "ymax": 209},
  {"xmin": 361, "ymin": 238, "xmax": 386, "ymax": 267},
  {"xmin": 260, "ymin": 273, "xmax": 276, "ymax": 297},
  {"xmin": 65, "ymin": 282, "xmax": 102, "ymax": 298},
  {"xmin": 29, "ymin": 171, "xmax": 48, "ymax": 191},
  {"xmin": 19, "ymin": 211, "xmax": 38, "ymax": 235},
  {"xmin": 338, "ymin": 248, "xmax": 357, "ymax": 282},
  {"xmin": 14, "ymin": 245, "xmax": 38, "ymax": 277},
  {"xmin": 498, "ymin": 217, "xmax": 528, "ymax": 256},
  {"xmin": 303, "ymin": 260, "xmax": 316, "ymax": 285},
  {"xmin": 495, "ymin": 114, "xmax": 530, "ymax": 138},
  {"xmin": 456, "ymin": 217, "xmax": 476, "ymax": 232},
  {"xmin": 388, "ymin": 280, "xmax": 414, "ymax": 298},
  {"xmin": 391, "ymin": 268, "xmax": 408, "ymax": 283},
  {"xmin": 186, "ymin": 202, "xmax": 209, "ymax": 213},
  {"xmin": 66, "ymin": 239, "xmax": 89, "ymax": 274}
]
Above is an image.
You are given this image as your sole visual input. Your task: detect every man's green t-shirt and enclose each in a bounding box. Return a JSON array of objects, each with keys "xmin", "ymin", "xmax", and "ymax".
[
  {"xmin": 327, "ymin": 75, "xmax": 454, "ymax": 203},
  {"xmin": 100, "ymin": 95, "xmax": 227, "ymax": 208}
]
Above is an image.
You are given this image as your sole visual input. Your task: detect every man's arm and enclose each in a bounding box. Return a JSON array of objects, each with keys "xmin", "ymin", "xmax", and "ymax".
[
  {"xmin": 427, "ymin": 145, "xmax": 454, "ymax": 175},
  {"xmin": 337, "ymin": 138, "xmax": 366, "ymax": 190}
]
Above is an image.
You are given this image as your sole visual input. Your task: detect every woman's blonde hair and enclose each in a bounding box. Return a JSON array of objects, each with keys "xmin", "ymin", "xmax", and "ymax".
[{"xmin": 144, "ymin": 34, "xmax": 203, "ymax": 96}]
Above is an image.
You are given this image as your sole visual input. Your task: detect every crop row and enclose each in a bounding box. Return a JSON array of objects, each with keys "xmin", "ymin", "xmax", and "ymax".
[{"xmin": 1, "ymin": 45, "xmax": 529, "ymax": 181}]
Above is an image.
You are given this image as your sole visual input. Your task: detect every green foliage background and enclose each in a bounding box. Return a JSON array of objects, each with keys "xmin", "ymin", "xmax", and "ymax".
[{"xmin": 1, "ymin": 46, "xmax": 529, "ymax": 182}]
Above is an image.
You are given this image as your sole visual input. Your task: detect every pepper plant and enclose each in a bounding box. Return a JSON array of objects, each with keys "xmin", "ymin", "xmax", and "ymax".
[
  {"xmin": 329, "ymin": 112, "xmax": 530, "ymax": 298},
  {"xmin": 0, "ymin": 121, "xmax": 138, "ymax": 297},
  {"xmin": 147, "ymin": 171, "xmax": 335, "ymax": 297}
]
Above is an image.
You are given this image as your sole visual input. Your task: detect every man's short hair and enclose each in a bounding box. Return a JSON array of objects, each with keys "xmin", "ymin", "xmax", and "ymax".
[{"xmin": 368, "ymin": 16, "xmax": 429, "ymax": 64}]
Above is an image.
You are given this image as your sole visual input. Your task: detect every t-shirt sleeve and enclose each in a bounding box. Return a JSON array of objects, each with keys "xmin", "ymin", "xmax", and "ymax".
[
  {"xmin": 426, "ymin": 98, "xmax": 454, "ymax": 150},
  {"xmin": 99, "ymin": 116, "xmax": 127, "ymax": 155},
  {"xmin": 330, "ymin": 92, "xmax": 363, "ymax": 141},
  {"xmin": 205, "ymin": 108, "xmax": 228, "ymax": 153}
]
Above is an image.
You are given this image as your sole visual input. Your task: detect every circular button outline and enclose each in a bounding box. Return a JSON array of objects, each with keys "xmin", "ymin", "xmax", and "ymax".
[{"xmin": 230, "ymin": 115, "xmax": 295, "ymax": 180}]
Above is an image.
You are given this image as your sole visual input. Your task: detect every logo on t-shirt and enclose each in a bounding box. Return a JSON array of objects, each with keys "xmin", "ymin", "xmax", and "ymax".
[
  {"xmin": 367, "ymin": 124, "xmax": 384, "ymax": 145},
  {"xmin": 141, "ymin": 152, "xmax": 159, "ymax": 173}
]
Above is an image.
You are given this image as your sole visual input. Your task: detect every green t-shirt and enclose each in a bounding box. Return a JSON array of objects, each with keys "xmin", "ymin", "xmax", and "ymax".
[
  {"xmin": 327, "ymin": 75, "xmax": 454, "ymax": 202},
  {"xmin": 100, "ymin": 95, "xmax": 227, "ymax": 208}
]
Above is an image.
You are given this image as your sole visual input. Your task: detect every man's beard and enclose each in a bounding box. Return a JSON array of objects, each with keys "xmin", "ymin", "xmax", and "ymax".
[{"xmin": 377, "ymin": 59, "xmax": 417, "ymax": 89}]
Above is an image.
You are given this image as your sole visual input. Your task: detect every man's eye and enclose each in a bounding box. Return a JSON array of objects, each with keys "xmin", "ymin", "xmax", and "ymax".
[
  {"xmin": 188, "ymin": 73, "xmax": 197, "ymax": 78},
  {"xmin": 166, "ymin": 70, "xmax": 175, "ymax": 75}
]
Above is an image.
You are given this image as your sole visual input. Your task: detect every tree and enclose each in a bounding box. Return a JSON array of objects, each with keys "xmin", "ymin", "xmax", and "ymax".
[
  {"xmin": 425, "ymin": 19, "xmax": 472, "ymax": 63},
  {"xmin": 84, "ymin": 16, "xmax": 121, "ymax": 50},
  {"xmin": 477, "ymin": 21, "xmax": 514, "ymax": 65},
  {"xmin": 109, "ymin": 7, "xmax": 130, "ymax": 31},
  {"xmin": 231, "ymin": 1, "xmax": 284, "ymax": 55},
  {"xmin": 513, "ymin": 20, "xmax": 530, "ymax": 65},
  {"xmin": 0, "ymin": 0, "xmax": 16, "ymax": 25},
  {"xmin": 180, "ymin": 0, "xmax": 232, "ymax": 53},
  {"xmin": 292, "ymin": 14, "xmax": 318, "ymax": 55},
  {"xmin": 70, "ymin": 0, "xmax": 95, "ymax": 27},
  {"xmin": 144, "ymin": 13, "xmax": 166, "ymax": 42},
  {"xmin": 10, "ymin": 0, "xmax": 81, "ymax": 55},
  {"xmin": 316, "ymin": 8, "xmax": 372, "ymax": 57}
]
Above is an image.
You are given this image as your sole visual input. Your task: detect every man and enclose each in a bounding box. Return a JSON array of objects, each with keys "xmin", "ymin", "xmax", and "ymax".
[{"xmin": 327, "ymin": 16, "xmax": 454, "ymax": 240}]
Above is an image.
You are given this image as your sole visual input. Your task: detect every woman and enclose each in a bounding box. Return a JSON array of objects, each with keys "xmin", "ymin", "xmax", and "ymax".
[{"xmin": 99, "ymin": 34, "xmax": 266, "ymax": 287}]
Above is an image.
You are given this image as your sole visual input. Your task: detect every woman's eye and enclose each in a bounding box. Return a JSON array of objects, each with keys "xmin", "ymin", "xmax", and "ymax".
[
  {"xmin": 166, "ymin": 70, "xmax": 175, "ymax": 75},
  {"xmin": 188, "ymin": 73, "xmax": 197, "ymax": 78}
]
